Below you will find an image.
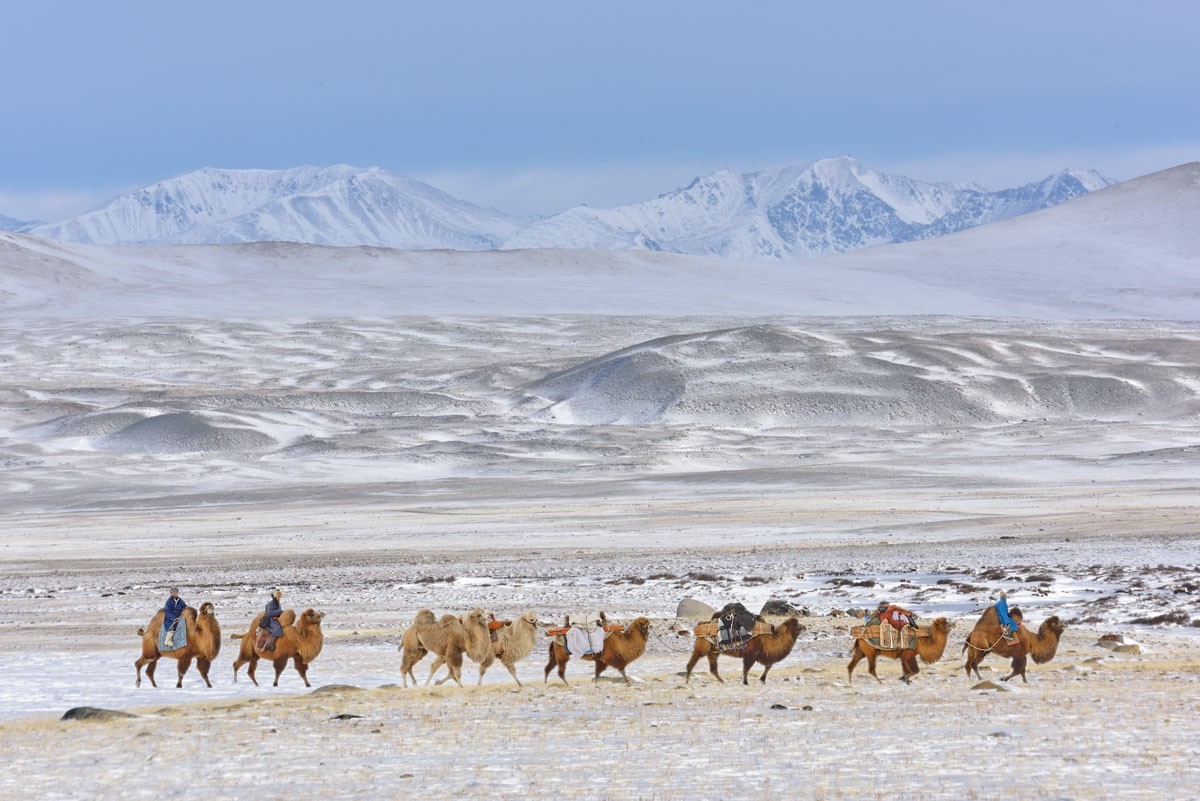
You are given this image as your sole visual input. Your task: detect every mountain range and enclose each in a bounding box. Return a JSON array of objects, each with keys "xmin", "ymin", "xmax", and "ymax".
[
  {"xmin": 2, "ymin": 162, "xmax": 1196, "ymax": 320},
  {"xmin": 12, "ymin": 158, "xmax": 1111, "ymax": 260}
]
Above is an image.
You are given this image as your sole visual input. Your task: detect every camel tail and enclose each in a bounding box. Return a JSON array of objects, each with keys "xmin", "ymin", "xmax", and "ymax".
[{"xmin": 230, "ymin": 633, "xmax": 245, "ymax": 640}]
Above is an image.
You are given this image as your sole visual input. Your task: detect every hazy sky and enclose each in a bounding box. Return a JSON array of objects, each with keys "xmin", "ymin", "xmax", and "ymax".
[{"xmin": 2, "ymin": 1, "xmax": 1196, "ymax": 220}]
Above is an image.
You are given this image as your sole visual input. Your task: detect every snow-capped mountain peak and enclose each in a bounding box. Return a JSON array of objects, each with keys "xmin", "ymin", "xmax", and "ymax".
[{"xmin": 31, "ymin": 165, "xmax": 537, "ymax": 250}]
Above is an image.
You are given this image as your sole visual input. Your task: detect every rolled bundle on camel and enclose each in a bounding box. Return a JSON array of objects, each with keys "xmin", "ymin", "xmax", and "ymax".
[
  {"xmin": 135, "ymin": 602, "xmax": 222, "ymax": 688},
  {"xmin": 230, "ymin": 608, "xmax": 325, "ymax": 687},
  {"xmin": 962, "ymin": 606, "xmax": 1065, "ymax": 683},
  {"xmin": 685, "ymin": 617, "xmax": 805, "ymax": 685},
  {"xmin": 232, "ymin": 609, "xmax": 296, "ymax": 682},
  {"xmin": 847, "ymin": 617, "xmax": 953, "ymax": 684},
  {"xmin": 544, "ymin": 616, "xmax": 652, "ymax": 685}
]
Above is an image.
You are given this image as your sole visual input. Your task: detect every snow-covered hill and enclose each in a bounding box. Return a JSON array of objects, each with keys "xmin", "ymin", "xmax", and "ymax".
[
  {"xmin": 501, "ymin": 157, "xmax": 1111, "ymax": 260},
  {"xmin": 2, "ymin": 163, "xmax": 1195, "ymax": 320},
  {"xmin": 23, "ymin": 159, "xmax": 1110, "ymax": 259},
  {"xmin": 30, "ymin": 165, "xmax": 535, "ymax": 249}
]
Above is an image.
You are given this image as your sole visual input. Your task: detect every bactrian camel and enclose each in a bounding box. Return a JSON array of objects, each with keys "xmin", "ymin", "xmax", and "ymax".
[
  {"xmin": 135, "ymin": 602, "xmax": 222, "ymax": 688},
  {"xmin": 847, "ymin": 616, "xmax": 953, "ymax": 684},
  {"xmin": 686, "ymin": 617, "xmax": 806, "ymax": 685},
  {"xmin": 962, "ymin": 605, "xmax": 1065, "ymax": 683}
]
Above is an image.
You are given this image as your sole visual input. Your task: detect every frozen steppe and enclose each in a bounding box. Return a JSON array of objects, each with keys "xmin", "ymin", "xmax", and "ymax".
[
  {"xmin": 2, "ymin": 314, "xmax": 1199, "ymax": 800},
  {"xmin": 2, "ymin": 166, "xmax": 1199, "ymax": 799}
]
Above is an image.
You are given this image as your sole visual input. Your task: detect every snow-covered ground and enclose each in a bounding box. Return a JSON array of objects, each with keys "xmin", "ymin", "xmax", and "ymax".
[
  {"xmin": 2, "ymin": 313, "xmax": 1199, "ymax": 798},
  {"xmin": 2, "ymin": 167, "xmax": 1199, "ymax": 797}
]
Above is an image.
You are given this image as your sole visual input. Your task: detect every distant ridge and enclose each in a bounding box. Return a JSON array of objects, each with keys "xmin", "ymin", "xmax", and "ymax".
[
  {"xmin": 2, "ymin": 163, "xmax": 1196, "ymax": 320},
  {"xmin": 25, "ymin": 158, "xmax": 1110, "ymax": 260}
]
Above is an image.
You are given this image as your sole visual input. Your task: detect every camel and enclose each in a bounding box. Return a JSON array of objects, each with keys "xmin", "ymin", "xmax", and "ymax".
[
  {"xmin": 847, "ymin": 617, "xmax": 953, "ymax": 684},
  {"xmin": 544, "ymin": 616, "xmax": 652, "ymax": 685},
  {"xmin": 397, "ymin": 609, "xmax": 436, "ymax": 688},
  {"xmin": 686, "ymin": 617, "xmax": 806, "ymax": 685},
  {"xmin": 231, "ymin": 609, "xmax": 296, "ymax": 682},
  {"xmin": 963, "ymin": 605, "xmax": 1065, "ymax": 683},
  {"xmin": 491, "ymin": 610, "xmax": 541, "ymax": 686},
  {"xmin": 430, "ymin": 607, "xmax": 496, "ymax": 687},
  {"xmin": 230, "ymin": 608, "xmax": 325, "ymax": 687},
  {"xmin": 413, "ymin": 612, "xmax": 469, "ymax": 687},
  {"xmin": 135, "ymin": 602, "xmax": 222, "ymax": 688}
]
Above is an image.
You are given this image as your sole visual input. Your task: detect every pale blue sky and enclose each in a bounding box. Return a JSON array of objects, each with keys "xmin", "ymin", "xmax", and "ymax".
[{"xmin": 2, "ymin": 1, "xmax": 1196, "ymax": 220}]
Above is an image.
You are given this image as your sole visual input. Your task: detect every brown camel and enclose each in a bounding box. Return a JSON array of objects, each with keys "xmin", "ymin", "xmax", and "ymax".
[
  {"xmin": 491, "ymin": 610, "xmax": 541, "ymax": 686},
  {"xmin": 231, "ymin": 609, "xmax": 296, "ymax": 682},
  {"xmin": 415, "ymin": 612, "xmax": 469, "ymax": 687},
  {"xmin": 963, "ymin": 606, "xmax": 1065, "ymax": 683},
  {"xmin": 686, "ymin": 617, "xmax": 806, "ymax": 685},
  {"xmin": 397, "ymin": 609, "xmax": 436, "ymax": 688},
  {"xmin": 430, "ymin": 607, "xmax": 496, "ymax": 687},
  {"xmin": 847, "ymin": 617, "xmax": 953, "ymax": 684},
  {"xmin": 544, "ymin": 616, "xmax": 652, "ymax": 685},
  {"xmin": 135, "ymin": 602, "xmax": 222, "ymax": 688},
  {"xmin": 231, "ymin": 608, "xmax": 325, "ymax": 687}
]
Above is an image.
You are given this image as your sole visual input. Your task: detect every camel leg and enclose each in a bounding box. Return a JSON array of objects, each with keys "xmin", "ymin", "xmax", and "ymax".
[
  {"xmin": 866, "ymin": 652, "xmax": 881, "ymax": 683},
  {"xmin": 144, "ymin": 658, "xmax": 159, "ymax": 688},
  {"xmin": 684, "ymin": 647, "xmax": 703, "ymax": 683},
  {"xmin": 544, "ymin": 644, "xmax": 569, "ymax": 685},
  {"xmin": 900, "ymin": 652, "xmax": 918, "ymax": 684},
  {"xmin": 503, "ymin": 662, "xmax": 523, "ymax": 687},
  {"xmin": 196, "ymin": 657, "xmax": 213, "ymax": 688},
  {"xmin": 476, "ymin": 661, "xmax": 488, "ymax": 686},
  {"xmin": 593, "ymin": 660, "xmax": 608, "ymax": 683},
  {"xmin": 759, "ymin": 663, "xmax": 773, "ymax": 684},
  {"xmin": 742, "ymin": 655, "xmax": 756, "ymax": 685},
  {"xmin": 1002, "ymin": 655, "xmax": 1028, "ymax": 683},
  {"xmin": 135, "ymin": 655, "xmax": 156, "ymax": 688},
  {"xmin": 847, "ymin": 644, "xmax": 863, "ymax": 683},
  {"xmin": 174, "ymin": 655, "xmax": 192, "ymax": 688},
  {"xmin": 246, "ymin": 654, "xmax": 260, "ymax": 687},
  {"xmin": 708, "ymin": 651, "xmax": 723, "ymax": 683},
  {"xmin": 272, "ymin": 656, "xmax": 288, "ymax": 687},
  {"xmin": 426, "ymin": 655, "xmax": 445, "ymax": 686},
  {"xmin": 964, "ymin": 648, "xmax": 984, "ymax": 681},
  {"xmin": 293, "ymin": 656, "xmax": 310, "ymax": 688}
]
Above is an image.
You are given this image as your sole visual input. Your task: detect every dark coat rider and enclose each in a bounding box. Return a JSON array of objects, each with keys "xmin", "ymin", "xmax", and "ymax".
[
  {"xmin": 163, "ymin": 587, "xmax": 187, "ymax": 632},
  {"xmin": 259, "ymin": 588, "xmax": 284, "ymax": 651}
]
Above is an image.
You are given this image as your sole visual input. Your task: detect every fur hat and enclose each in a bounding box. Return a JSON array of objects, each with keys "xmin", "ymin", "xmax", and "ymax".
[{"xmin": 998, "ymin": 590, "xmax": 1007, "ymax": 599}]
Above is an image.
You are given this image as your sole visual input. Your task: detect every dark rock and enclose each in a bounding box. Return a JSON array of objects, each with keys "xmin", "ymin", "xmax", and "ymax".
[
  {"xmin": 760, "ymin": 599, "xmax": 808, "ymax": 617},
  {"xmin": 330, "ymin": 713, "xmax": 364, "ymax": 720},
  {"xmin": 61, "ymin": 707, "xmax": 137, "ymax": 722}
]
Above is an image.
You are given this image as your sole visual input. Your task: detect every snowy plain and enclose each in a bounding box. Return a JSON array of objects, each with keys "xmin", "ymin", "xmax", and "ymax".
[{"xmin": 1, "ymin": 164, "xmax": 1199, "ymax": 799}]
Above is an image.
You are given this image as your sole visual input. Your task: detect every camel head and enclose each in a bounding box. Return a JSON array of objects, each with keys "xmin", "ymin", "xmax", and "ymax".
[
  {"xmin": 629, "ymin": 617, "xmax": 651, "ymax": 637},
  {"xmin": 1042, "ymin": 616, "xmax": 1065, "ymax": 636},
  {"xmin": 465, "ymin": 608, "xmax": 488, "ymax": 627},
  {"xmin": 931, "ymin": 616, "xmax": 953, "ymax": 634},
  {"xmin": 517, "ymin": 610, "xmax": 540, "ymax": 628},
  {"xmin": 778, "ymin": 617, "xmax": 805, "ymax": 638},
  {"xmin": 299, "ymin": 609, "xmax": 325, "ymax": 626},
  {"xmin": 199, "ymin": 602, "xmax": 216, "ymax": 617}
]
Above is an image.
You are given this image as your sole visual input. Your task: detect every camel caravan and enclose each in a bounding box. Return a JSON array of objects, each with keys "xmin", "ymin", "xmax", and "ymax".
[{"xmin": 133, "ymin": 589, "xmax": 1068, "ymax": 690}]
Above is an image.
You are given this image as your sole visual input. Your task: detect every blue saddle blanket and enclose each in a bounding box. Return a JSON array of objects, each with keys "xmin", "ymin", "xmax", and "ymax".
[{"xmin": 158, "ymin": 618, "xmax": 188, "ymax": 652}]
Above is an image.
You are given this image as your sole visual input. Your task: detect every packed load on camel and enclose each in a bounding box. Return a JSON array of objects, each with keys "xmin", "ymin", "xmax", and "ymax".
[
  {"xmin": 545, "ymin": 611, "xmax": 621, "ymax": 657},
  {"xmin": 690, "ymin": 602, "xmax": 769, "ymax": 653},
  {"xmin": 544, "ymin": 613, "xmax": 651, "ymax": 684}
]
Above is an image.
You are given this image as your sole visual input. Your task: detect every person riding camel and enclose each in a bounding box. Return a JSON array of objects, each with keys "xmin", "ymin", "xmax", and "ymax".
[
  {"xmin": 995, "ymin": 590, "xmax": 1018, "ymax": 641},
  {"xmin": 259, "ymin": 588, "xmax": 284, "ymax": 652},
  {"xmin": 162, "ymin": 587, "xmax": 187, "ymax": 647}
]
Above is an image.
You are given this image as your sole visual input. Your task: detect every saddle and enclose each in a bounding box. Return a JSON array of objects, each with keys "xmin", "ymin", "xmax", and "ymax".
[
  {"xmin": 254, "ymin": 628, "xmax": 273, "ymax": 651},
  {"xmin": 850, "ymin": 623, "xmax": 926, "ymax": 649}
]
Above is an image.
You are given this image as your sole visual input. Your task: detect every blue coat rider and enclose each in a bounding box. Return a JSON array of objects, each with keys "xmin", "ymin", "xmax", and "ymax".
[
  {"xmin": 995, "ymin": 590, "xmax": 1018, "ymax": 641},
  {"xmin": 259, "ymin": 588, "xmax": 284, "ymax": 651},
  {"xmin": 163, "ymin": 587, "xmax": 187, "ymax": 633}
]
